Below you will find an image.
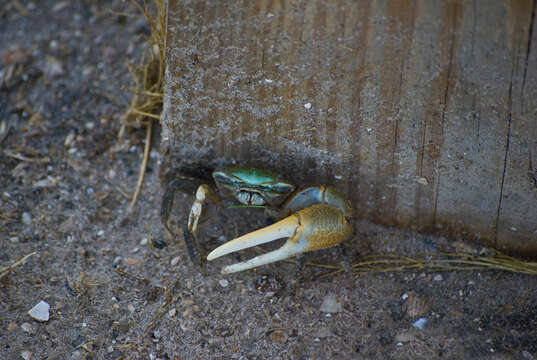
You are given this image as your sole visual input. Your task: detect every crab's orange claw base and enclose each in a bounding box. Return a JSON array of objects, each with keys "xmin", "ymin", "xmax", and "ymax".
[{"xmin": 207, "ymin": 204, "xmax": 353, "ymax": 274}]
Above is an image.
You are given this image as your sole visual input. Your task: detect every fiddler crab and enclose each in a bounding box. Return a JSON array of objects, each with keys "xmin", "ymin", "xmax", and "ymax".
[{"xmin": 161, "ymin": 166, "xmax": 353, "ymax": 274}]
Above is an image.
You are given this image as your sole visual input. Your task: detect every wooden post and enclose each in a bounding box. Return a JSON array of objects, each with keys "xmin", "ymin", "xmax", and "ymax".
[{"xmin": 162, "ymin": 0, "xmax": 537, "ymax": 256}]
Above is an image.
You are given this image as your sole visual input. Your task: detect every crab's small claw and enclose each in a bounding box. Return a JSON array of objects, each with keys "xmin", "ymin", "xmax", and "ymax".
[{"xmin": 207, "ymin": 203, "xmax": 353, "ymax": 274}]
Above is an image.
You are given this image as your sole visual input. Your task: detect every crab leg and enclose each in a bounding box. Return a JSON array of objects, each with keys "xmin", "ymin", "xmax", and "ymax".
[{"xmin": 207, "ymin": 203, "xmax": 353, "ymax": 274}]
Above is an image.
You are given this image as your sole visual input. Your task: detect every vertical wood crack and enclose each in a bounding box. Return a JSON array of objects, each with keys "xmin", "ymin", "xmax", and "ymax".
[
  {"xmin": 521, "ymin": 0, "xmax": 536, "ymax": 101},
  {"xmin": 432, "ymin": 3, "xmax": 458, "ymax": 227},
  {"xmin": 494, "ymin": 54, "xmax": 517, "ymax": 247}
]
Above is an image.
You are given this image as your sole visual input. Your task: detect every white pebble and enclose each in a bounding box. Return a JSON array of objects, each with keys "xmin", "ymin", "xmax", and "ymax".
[
  {"xmin": 219, "ymin": 279, "xmax": 229, "ymax": 288},
  {"xmin": 22, "ymin": 212, "xmax": 32, "ymax": 225},
  {"xmin": 97, "ymin": 230, "xmax": 105, "ymax": 236},
  {"xmin": 433, "ymin": 274, "xmax": 443, "ymax": 281},
  {"xmin": 64, "ymin": 132, "xmax": 76, "ymax": 147},
  {"xmin": 319, "ymin": 294, "xmax": 342, "ymax": 313},
  {"xmin": 412, "ymin": 318, "xmax": 428, "ymax": 330},
  {"xmin": 21, "ymin": 350, "xmax": 32, "ymax": 360},
  {"xmin": 21, "ymin": 322, "xmax": 34, "ymax": 333},
  {"xmin": 170, "ymin": 256, "xmax": 181, "ymax": 266},
  {"xmin": 28, "ymin": 300, "xmax": 50, "ymax": 322},
  {"xmin": 304, "ymin": 102, "xmax": 312, "ymax": 109},
  {"xmin": 140, "ymin": 238, "xmax": 148, "ymax": 246},
  {"xmin": 401, "ymin": 293, "xmax": 408, "ymax": 300}
]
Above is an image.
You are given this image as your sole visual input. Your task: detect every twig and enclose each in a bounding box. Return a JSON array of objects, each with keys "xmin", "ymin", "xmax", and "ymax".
[
  {"xmin": 0, "ymin": 252, "xmax": 36, "ymax": 280},
  {"xmin": 131, "ymin": 109, "xmax": 161, "ymax": 119},
  {"xmin": 129, "ymin": 119, "xmax": 152, "ymax": 209},
  {"xmin": 4, "ymin": 149, "xmax": 50, "ymax": 163}
]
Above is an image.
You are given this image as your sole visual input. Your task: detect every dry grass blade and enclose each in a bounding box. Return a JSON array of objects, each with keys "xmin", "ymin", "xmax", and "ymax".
[
  {"xmin": 249, "ymin": 245, "xmax": 537, "ymax": 278},
  {"xmin": 0, "ymin": 252, "xmax": 36, "ymax": 280},
  {"xmin": 120, "ymin": 0, "xmax": 167, "ymax": 208},
  {"xmin": 308, "ymin": 252, "xmax": 537, "ymax": 279},
  {"xmin": 351, "ymin": 253, "xmax": 537, "ymax": 275}
]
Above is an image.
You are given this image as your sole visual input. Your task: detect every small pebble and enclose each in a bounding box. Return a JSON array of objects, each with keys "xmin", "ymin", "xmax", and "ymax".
[
  {"xmin": 168, "ymin": 308, "xmax": 176, "ymax": 317},
  {"xmin": 319, "ymin": 294, "xmax": 342, "ymax": 313},
  {"xmin": 140, "ymin": 237, "xmax": 148, "ymax": 246},
  {"xmin": 304, "ymin": 102, "xmax": 312, "ymax": 109},
  {"xmin": 433, "ymin": 274, "xmax": 443, "ymax": 281},
  {"xmin": 123, "ymin": 258, "xmax": 138, "ymax": 265},
  {"xmin": 401, "ymin": 293, "xmax": 408, "ymax": 300},
  {"xmin": 22, "ymin": 212, "xmax": 32, "ymax": 225},
  {"xmin": 20, "ymin": 350, "xmax": 32, "ymax": 360},
  {"xmin": 170, "ymin": 256, "xmax": 180, "ymax": 266},
  {"xmin": 33, "ymin": 176, "xmax": 58, "ymax": 188},
  {"xmin": 28, "ymin": 300, "xmax": 50, "ymax": 322},
  {"xmin": 412, "ymin": 318, "xmax": 428, "ymax": 330},
  {"xmin": 406, "ymin": 292, "xmax": 430, "ymax": 317},
  {"xmin": 21, "ymin": 322, "xmax": 34, "ymax": 333},
  {"xmin": 8, "ymin": 322, "xmax": 18, "ymax": 331},
  {"xmin": 219, "ymin": 279, "xmax": 229, "ymax": 288},
  {"xmin": 268, "ymin": 330, "xmax": 286, "ymax": 343},
  {"xmin": 97, "ymin": 229, "xmax": 105, "ymax": 236},
  {"xmin": 64, "ymin": 132, "xmax": 76, "ymax": 147},
  {"xmin": 127, "ymin": 304, "xmax": 135, "ymax": 313}
]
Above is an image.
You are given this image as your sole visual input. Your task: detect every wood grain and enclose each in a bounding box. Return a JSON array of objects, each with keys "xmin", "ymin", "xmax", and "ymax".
[{"xmin": 162, "ymin": 0, "xmax": 537, "ymax": 256}]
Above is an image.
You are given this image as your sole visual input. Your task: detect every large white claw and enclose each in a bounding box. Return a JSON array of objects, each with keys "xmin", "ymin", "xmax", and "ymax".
[{"xmin": 207, "ymin": 204, "xmax": 352, "ymax": 274}]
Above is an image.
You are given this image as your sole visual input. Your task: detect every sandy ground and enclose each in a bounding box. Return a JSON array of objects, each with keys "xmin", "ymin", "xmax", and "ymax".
[{"xmin": 1, "ymin": 1, "xmax": 536, "ymax": 359}]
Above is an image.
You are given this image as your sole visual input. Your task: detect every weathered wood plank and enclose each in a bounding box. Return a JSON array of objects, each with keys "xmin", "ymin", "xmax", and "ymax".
[{"xmin": 162, "ymin": 0, "xmax": 537, "ymax": 256}]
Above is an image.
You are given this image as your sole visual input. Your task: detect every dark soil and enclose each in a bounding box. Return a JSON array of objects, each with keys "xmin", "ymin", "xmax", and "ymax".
[{"xmin": 1, "ymin": 1, "xmax": 536, "ymax": 359}]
